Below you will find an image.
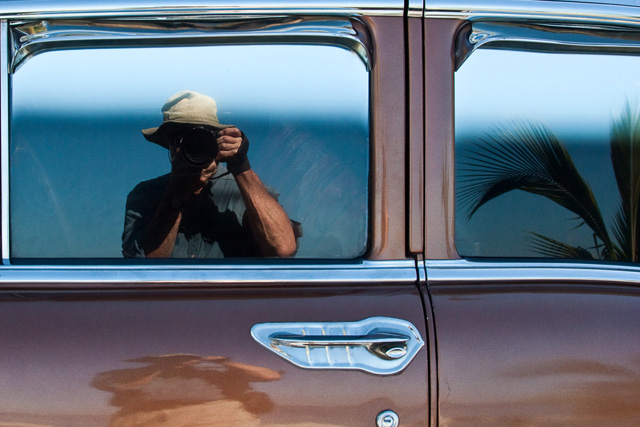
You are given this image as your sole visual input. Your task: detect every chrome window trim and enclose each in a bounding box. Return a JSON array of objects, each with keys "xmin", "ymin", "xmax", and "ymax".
[
  {"xmin": 424, "ymin": 259, "xmax": 640, "ymax": 287},
  {"xmin": 455, "ymin": 20, "xmax": 640, "ymax": 69},
  {"xmin": 426, "ymin": 0, "xmax": 640, "ymax": 27},
  {"xmin": 9, "ymin": 17, "xmax": 372, "ymax": 72},
  {"xmin": 0, "ymin": 260, "xmax": 417, "ymax": 287},
  {"xmin": 0, "ymin": 1, "xmax": 404, "ymax": 20},
  {"xmin": 407, "ymin": 0, "xmax": 424, "ymax": 18},
  {"xmin": 1, "ymin": 20, "xmax": 9, "ymax": 264}
]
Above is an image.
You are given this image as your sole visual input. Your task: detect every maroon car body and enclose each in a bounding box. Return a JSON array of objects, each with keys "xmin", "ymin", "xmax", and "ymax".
[{"xmin": 1, "ymin": 1, "xmax": 639, "ymax": 426}]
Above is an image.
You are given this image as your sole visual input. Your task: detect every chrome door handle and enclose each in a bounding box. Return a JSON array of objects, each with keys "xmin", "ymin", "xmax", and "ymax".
[
  {"xmin": 251, "ymin": 317, "xmax": 424, "ymax": 375},
  {"xmin": 268, "ymin": 331, "xmax": 410, "ymax": 360}
]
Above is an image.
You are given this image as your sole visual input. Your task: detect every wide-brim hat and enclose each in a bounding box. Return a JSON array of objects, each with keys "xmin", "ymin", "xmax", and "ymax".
[{"xmin": 142, "ymin": 90, "xmax": 233, "ymax": 149}]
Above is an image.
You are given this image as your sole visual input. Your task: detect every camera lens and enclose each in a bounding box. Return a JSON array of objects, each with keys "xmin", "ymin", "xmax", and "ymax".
[{"xmin": 179, "ymin": 127, "xmax": 219, "ymax": 167}]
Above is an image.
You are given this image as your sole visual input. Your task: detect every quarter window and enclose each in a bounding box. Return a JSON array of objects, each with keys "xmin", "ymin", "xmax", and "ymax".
[{"xmin": 455, "ymin": 45, "xmax": 640, "ymax": 262}]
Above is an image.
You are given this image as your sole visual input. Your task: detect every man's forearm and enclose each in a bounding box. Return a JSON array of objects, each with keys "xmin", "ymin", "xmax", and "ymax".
[{"xmin": 234, "ymin": 169, "xmax": 296, "ymax": 257}]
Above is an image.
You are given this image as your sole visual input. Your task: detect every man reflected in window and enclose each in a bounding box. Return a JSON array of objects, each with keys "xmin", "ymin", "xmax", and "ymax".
[{"xmin": 122, "ymin": 90, "xmax": 297, "ymax": 258}]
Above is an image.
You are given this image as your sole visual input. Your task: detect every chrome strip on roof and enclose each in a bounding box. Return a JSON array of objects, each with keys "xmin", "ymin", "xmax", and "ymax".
[
  {"xmin": 427, "ymin": 0, "xmax": 640, "ymax": 27},
  {"xmin": 0, "ymin": 1, "xmax": 404, "ymax": 19}
]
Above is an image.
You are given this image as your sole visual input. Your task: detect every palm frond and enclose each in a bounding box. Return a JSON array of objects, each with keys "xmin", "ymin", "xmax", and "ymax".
[
  {"xmin": 529, "ymin": 232, "xmax": 596, "ymax": 260},
  {"xmin": 610, "ymin": 102, "xmax": 640, "ymax": 262},
  {"xmin": 611, "ymin": 204, "xmax": 631, "ymax": 262},
  {"xmin": 458, "ymin": 121, "xmax": 612, "ymax": 251}
]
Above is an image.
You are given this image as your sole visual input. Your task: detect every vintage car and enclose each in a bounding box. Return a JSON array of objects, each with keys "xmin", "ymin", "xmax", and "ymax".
[{"xmin": 1, "ymin": 0, "xmax": 640, "ymax": 425}]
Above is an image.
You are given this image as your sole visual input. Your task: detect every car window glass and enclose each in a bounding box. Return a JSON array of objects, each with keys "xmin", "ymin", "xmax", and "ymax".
[
  {"xmin": 455, "ymin": 48, "xmax": 640, "ymax": 262},
  {"xmin": 10, "ymin": 44, "xmax": 369, "ymax": 260}
]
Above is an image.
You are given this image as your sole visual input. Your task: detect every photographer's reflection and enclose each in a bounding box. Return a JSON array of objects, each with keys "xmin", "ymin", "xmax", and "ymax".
[{"xmin": 122, "ymin": 90, "xmax": 297, "ymax": 258}]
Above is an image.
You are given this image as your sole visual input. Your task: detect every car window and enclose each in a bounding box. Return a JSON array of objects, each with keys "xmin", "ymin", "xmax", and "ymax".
[
  {"xmin": 455, "ymin": 46, "xmax": 640, "ymax": 262},
  {"xmin": 10, "ymin": 43, "xmax": 369, "ymax": 261}
]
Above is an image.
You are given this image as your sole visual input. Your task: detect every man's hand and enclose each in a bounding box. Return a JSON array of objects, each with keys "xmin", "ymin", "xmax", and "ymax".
[
  {"xmin": 216, "ymin": 127, "xmax": 244, "ymax": 161},
  {"xmin": 217, "ymin": 127, "xmax": 251, "ymax": 175}
]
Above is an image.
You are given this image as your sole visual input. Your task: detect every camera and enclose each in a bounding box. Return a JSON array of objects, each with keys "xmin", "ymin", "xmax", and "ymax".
[{"xmin": 178, "ymin": 126, "xmax": 219, "ymax": 167}]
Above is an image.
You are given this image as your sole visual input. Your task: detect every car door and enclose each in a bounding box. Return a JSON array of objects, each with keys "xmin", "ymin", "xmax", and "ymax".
[
  {"xmin": 423, "ymin": 5, "xmax": 640, "ymax": 426},
  {"xmin": 0, "ymin": 4, "xmax": 430, "ymax": 427}
]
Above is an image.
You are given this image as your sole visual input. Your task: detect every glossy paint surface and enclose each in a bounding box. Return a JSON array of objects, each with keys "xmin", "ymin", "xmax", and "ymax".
[
  {"xmin": 429, "ymin": 278, "xmax": 640, "ymax": 426},
  {"xmin": 0, "ymin": 284, "xmax": 428, "ymax": 426}
]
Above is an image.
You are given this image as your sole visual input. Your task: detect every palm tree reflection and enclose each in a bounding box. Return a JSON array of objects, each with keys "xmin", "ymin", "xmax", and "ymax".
[
  {"xmin": 458, "ymin": 103, "xmax": 640, "ymax": 261},
  {"xmin": 92, "ymin": 354, "xmax": 281, "ymax": 427}
]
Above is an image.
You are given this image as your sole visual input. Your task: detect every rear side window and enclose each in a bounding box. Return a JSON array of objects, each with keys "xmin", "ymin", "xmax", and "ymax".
[
  {"xmin": 10, "ymin": 37, "xmax": 369, "ymax": 260},
  {"xmin": 455, "ymin": 43, "xmax": 640, "ymax": 263}
]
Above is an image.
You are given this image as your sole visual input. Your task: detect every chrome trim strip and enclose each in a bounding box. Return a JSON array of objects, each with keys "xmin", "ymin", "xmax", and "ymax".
[
  {"xmin": 0, "ymin": 260, "xmax": 417, "ymax": 286},
  {"xmin": 0, "ymin": 1, "xmax": 404, "ymax": 19},
  {"xmin": 9, "ymin": 17, "xmax": 372, "ymax": 72},
  {"xmin": 407, "ymin": 0, "xmax": 424, "ymax": 18},
  {"xmin": 456, "ymin": 20, "xmax": 640, "ymax": 69},
  {"xmin": 426, "ymin": 0, "xmax": 640, "ymax": 27},
  {"xmin": 425, "ymin": 259, "xmax": 640, "ymax": 286},
  {"xmin": 417, "ymin": 259, "xmax": 426, "ymax": 283},
  {"xmin": 1, "ymin": 21, "xmax": 8, "ymax": 264}
]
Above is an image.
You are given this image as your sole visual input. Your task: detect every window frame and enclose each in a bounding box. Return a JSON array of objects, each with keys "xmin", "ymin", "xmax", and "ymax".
[
  {"xmin": 0, "ymin": 11, "xmax": 412, "ymax": 278},
  {"xmin": 424, "ymin": 13, "xmax": 640, "ymax": 267},
  {"xmin": 452, "ymin": 21, "xmax": 640, "ymax": 263},
  {"xmin": 4, "ymin": 16, "xmax": 372, "ymax": 264}
]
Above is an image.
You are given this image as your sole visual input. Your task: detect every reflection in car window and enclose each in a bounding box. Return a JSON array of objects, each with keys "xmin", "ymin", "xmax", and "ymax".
[
  {"xmin": 122, "ymin": 90, "xmax": 298, "ymax": 259},
  {"xmin": 10, "ymin": 45, "xmax": 369, "ymax": 260},
  {"xmin": 455, "ymin": 48, "xmax": 640, "ymax": 262}
]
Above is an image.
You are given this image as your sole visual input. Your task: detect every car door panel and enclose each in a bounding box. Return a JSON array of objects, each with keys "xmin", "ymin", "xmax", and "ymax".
[
  {"xmin": 0, "ymin": 281, "xmax": 429, "ymax": 426},
  {"xmin": 425, "ymin": 264, "xmax": 640, "ymax": 426}
]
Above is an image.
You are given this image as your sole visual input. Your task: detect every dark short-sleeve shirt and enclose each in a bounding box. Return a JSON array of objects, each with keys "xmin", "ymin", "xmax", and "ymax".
[{"xmin": 122, "ymin": 165, "xmax": 261, "ymax": 258}]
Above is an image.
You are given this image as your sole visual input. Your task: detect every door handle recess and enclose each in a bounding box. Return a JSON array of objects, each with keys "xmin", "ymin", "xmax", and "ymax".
[
  {"xmin": 251, "ymin": 317, "xmax": 425, "ymax": 375},
  {"xmin": 269, "ymin": 331, "xmax": 410, "ymax": 360}
]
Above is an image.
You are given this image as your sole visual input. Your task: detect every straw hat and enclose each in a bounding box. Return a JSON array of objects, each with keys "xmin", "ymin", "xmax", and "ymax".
[{"xmin": 142, "ymin": 90, "xmax": 233, "ymax": 148}]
